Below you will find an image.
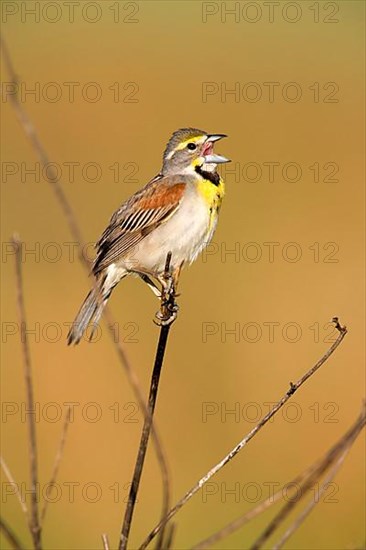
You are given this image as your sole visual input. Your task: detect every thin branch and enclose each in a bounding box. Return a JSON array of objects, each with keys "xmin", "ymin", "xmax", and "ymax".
[
  {"xmin": 101, "ymin": 533, "xmax": 110, "ymax": 550},
  {"xmin": 1, "ymin": 35, "xmax": 171, "ymax": 536},
  {"xmin": 13, "ymin": 236, "xmax": 42, "ymax": 550},
  {"xmin": 193, "ymin": 404, "xmax": 365, "ymax": 550},
  {"xmin": 0, "ymin": 517, "xmax": 24, "ymax": 550},
  {"xmin": 251, "ymin": 404, "xmax": 365, "ymax": 550},
  {"xmin": 192, "ymin": 461, "xmax": 322, "ymax": 549},
  {"xmin": 251, "ymin": 406, "xmax": 366, "ymax": 550},
  {"xmin": 271, "ymin": 451, "xmax": 349, "ymax": 550},
  {"xmin": 119, "ymin": 253, "xmax": 177, "ymax": 550},
  {"xmin": 0, "ymin": 36, "xmax": 84, "ymax": 258},
  {"xmin": 40, "ymin": 407, "xmax": 72, "ymax": 524},
  {"xmin": 139, "ymin": 317, "xmax": 347, "ymax": 549},
  {"xmin": 0, "ymin": 456, "xmax": 28, "ymax": 517},
  {"xmin": 163, "ymin": 523, "xmax": 176, "ymax": 550},
  {"xmin": 194, "ymin": 468, "xmax": 317, "ymax": 550},
  {"xmin": 104, "ymin": 308, "xmax": 171, "ymax": 543},
  {"xmin": 192, "ymin": 486, "xmax": 287, "ymax": 549}
]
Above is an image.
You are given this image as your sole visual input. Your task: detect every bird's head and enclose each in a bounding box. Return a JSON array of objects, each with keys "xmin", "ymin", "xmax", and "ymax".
[{"xmin": 162, "ymin": 128, "xmax": 230, "ymax": 176}]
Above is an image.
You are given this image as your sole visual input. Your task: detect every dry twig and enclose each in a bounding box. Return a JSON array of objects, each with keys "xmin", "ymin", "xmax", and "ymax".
[
  {"xmin": 101, "ymin": 533, "xmax": 111, "ymax": 550},
  {"xmin": 162, "ymin": 522, "xmax": 176, "ymax": 550},
  {"xmin": 13, "ymin": 236, "xmax": 42, "ymax": 549},
  {"xmin": 0, "ymin": 456, "xmax": 28, "ymax": 517},
  {"xmin": 251, "ymin": 403, "xmax": 365, "ymax": 550},
  {"xmin": 119, "ymin": 253, "xmax": 177, "ymax": 550},
  {"xmin": 0, "ymin": 37, "xmax": 84, "ymax": 256},
  {"xmin": 271, "ymin": 451, "xmax": 348, "ymax": 550},
  {"xmin": 40, "ymin": 407, "xmax": 72, "ymax": 524},
  {"xmin": 139, "ymin": 317, "xmax": 347, "ymax": 548},
  {"xmin": 0, "ymin": 517, "xmax": 24, "ymax": 550}
]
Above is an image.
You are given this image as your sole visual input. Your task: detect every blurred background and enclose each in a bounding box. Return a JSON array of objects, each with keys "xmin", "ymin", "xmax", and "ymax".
[{"xmin": 1, "ymin": 1, "xmax": 365, "ymax": 549}]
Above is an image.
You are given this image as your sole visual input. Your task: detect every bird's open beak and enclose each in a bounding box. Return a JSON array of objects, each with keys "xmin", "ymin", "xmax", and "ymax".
[
  {"xmin": 206, "ymin": 134, "xmax": 227, "ymax": 142},
  {"xmin": 204, "ymin": 134, "xmax": 230, "ymax": 164}
]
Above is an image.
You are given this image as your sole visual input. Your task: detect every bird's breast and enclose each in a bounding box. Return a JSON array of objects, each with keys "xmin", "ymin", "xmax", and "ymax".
[{"xmin": 117, "ymin": 179, "xmax": 224, "ymax": 275}]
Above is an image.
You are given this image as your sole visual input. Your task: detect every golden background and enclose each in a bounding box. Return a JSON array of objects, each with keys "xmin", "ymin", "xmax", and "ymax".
[{"xmin": 1, "ymin": 1, "xmax": 365, "ymax": 548}]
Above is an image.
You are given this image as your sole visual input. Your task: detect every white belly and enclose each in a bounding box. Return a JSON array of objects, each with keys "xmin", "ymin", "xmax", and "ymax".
[{"xmin": 122, "ymin": 191, "xmax": 215, "ymax": 275}]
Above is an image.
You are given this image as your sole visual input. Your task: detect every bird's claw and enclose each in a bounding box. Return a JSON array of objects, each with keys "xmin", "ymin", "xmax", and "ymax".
[{"xmin": 154, "ymin": 302, "xmax": 179, "ymax": 326}]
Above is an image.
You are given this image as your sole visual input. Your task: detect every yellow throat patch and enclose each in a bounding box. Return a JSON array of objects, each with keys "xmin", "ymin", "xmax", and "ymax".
[{"xmin": 196, "ymin": 173, "xmax": 225, "ymax": 228}]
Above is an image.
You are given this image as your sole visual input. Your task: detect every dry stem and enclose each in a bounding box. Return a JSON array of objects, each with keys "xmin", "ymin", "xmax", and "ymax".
[
  {"xmin": 119, "ymin": 253, "xmax": 177, "ymax": 550},
  {"xmin": 0, "ymin": 517, "xmax": 24, "ymax": 550},
  {"xmin": 101, "ymin": 533, "xmax": 111, "ymax": 550},
  {"xmin": 40, "ymin": 407, "xmax": 72, "ymax": 524},
  {"xmin": 13, "ymin": 236, "xmax": 41, "ymax": 549},
  {"xmin": 251, "ymin": 403, "xmax": 365, "ymax": 549},
  {"xmin": 0, "ymin": 456, "xmax": 28, "ymax": 518}
]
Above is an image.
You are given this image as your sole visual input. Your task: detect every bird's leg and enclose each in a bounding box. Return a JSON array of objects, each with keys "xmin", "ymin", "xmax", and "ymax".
[
  {"xmin": 154, "ymin": 259, "xmax": 182, "ymax": 326},
  {"xmin": 137, "ymin": 273, "xmax": 161, "ymax": 298},
  {"xmin": 159, "ymin": 261, "xmax": 183, "ymax": 297},
  {"xmin": 155, "ymin": 277, "xmax": 177, "ymax": 326}
]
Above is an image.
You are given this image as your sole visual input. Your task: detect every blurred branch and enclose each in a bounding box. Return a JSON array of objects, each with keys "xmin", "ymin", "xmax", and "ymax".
[
  {"xmin": 0, "ymin": 36, "xmax": 84, "ymax": 257},
  {"xmin": 194, "ymin": 488, "xmax": 285, "ymax": 550},
  {"xmin": 271, "ymin": 451, "xmax": 348, "ymax": 550},
  {"xmin": 163, "ymin": 523, "xmax": 176, "ymax": 550},
  {"xmin": 40, "ymin": 407, "xmax": 72, "ymax": 524},
  {"xmin": 0, "ymin": 517, "xmax": 24, "ymax": 550},
  {"xmin": 12, "ymin": 236, "xmax": 42, "ymax": 549},
  {"xmin": 252, "ymin": 403, "xmax": 365, "ymax": 549},
  {"xmin": 119, "ymin": 253, "xmax": 177, "ymax": 550},
  {"xmin": 139, "ymin": 317, "xmax": 347, "ymax": 549},
  {"xmin": 104, "ymin": 310, "xmax": 171, "ymax": 540},
  {"xmin": 1, "ymin": 35, "xmax": 171, "ymax": 537},
  {"xmin": 101, "ymin": 533, "xmax": 110, "ymax": 550},
  {"xmin": 0, "ymin": 456, "xmax": 28, "ymax": 517},
  {"xmin": 193, "ymin": 403, "xmax": 365, "ymax": 549}
]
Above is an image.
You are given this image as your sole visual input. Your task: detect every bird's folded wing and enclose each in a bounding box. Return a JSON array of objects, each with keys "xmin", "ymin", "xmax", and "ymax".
[{"xmin": 93, "ymin": 179, "xmax": 186, "ymax": 274}]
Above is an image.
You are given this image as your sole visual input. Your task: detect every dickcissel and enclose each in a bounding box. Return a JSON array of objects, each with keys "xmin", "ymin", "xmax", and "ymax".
[{"xmin": 67, "ymin": 128, "xmax": 229, "ymax": 344}]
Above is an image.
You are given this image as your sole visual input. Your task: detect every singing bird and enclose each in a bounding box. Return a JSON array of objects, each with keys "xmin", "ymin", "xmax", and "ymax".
[{"xmin": 67, "ymin": 128, "xmax": 229, "ymax": 344}]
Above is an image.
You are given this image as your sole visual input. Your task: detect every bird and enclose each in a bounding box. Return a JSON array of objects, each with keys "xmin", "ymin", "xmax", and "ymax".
[{"xmin": 67, "ymin": 127, "xmax": 229, "ymax": 344}]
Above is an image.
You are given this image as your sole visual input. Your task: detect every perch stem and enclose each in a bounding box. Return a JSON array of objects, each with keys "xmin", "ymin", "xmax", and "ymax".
[{"xmin": 119, "ymin": 253, "xmax": 176, "ymax": 550}]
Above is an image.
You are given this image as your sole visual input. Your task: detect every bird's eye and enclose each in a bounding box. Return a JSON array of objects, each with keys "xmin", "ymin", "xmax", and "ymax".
[{"xmin": 187, "ymin": 142, "xmax": 197, "ymax": 151}]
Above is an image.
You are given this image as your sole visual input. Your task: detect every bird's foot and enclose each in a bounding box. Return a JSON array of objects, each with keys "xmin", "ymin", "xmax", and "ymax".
[{"xmin": 154, "ymin": 302, "xmax": 179, "ymax": 326}]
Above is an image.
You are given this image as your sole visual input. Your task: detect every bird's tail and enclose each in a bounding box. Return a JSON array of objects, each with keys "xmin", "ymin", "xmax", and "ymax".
[{"xmin": 67, "ymin": 277, "xmax": 111, "ymax": 345}]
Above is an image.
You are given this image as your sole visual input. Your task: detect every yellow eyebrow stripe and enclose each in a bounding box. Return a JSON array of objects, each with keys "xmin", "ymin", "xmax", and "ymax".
[{"xmin": 174, "ymin": 135, "xmax": 205, "ymax": 151}]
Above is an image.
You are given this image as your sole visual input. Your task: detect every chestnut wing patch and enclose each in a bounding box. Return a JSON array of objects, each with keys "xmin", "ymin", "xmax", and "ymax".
[{"xmin": 93, "ymin": 181, "xmax": 185, "ymax": 274}]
